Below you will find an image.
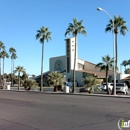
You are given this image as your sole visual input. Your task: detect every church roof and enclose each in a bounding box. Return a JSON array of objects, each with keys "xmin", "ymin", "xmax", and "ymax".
[
  {"xmin": 78, "ymin": 69, "xmax": 113, "ymax": 78},
  {"xmin": 122, "ymin": 76, "xmax": 130, "ymax": 80}
]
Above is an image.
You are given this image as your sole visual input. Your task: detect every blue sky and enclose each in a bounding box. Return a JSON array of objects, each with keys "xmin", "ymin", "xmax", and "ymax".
[{"xmin": 0, "ymin": 0, "xmax": 130, "ymax": 76}]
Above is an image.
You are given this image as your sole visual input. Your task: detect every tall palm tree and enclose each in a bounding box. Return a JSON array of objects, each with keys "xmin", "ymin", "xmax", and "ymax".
[
  {"xmin": 0, "ymin": 50, "xmax": 9, "ymax": 88},
  {"xmin": 121, "ymin": 60, "xmax": 128, "ymax": 71},
  {"xmin": 11, "ymin": 53, "xmax": 18, "ymax": 86},
  {"xmin": 96, "ymin": 55, "xmax": 114, "ymax": 94},
  {"xmin": 0, "ymin": 41, "xmax": 5, "ymax": 81},
  {"xmin": 65, "ymin": 18, "xmax": 87, "ymax": 93},
  {"xmin": 36, "ymin": 26, "xmax": 52, "ymax": 92},
  {"xmin": 11, "ymin": 53, "xmax": 18, "ymax": 71},
  {"xmin": 105, "ymin": 16, "xmax": 128, "ymax": 70},
  {"xmin": 127, "ymin": 59, "xmax": 130, "ymax": 69},
  {"xmin": 13, "ymin": 66, "xmax": 25, "ymax": 90},
  {"xmin": 9, "ymin": 47, "xmax": 16, "ymax": 86}
]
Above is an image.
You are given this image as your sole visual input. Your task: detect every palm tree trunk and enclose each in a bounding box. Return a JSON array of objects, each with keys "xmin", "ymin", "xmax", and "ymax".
[
  {"xmin": 115, "ymin": 33, "xmax": 118, "ymax": 71},
  {"xmin": 11, "ymin": 59, "xmax": 13, "ymax": 86},
  {"xmin": 40, "ymin": 41, "xmax": 44, "ymax": 92},
  {"xmin": 3, "ymin": 58, "xmax": 5, "ymax": 88},
  {"xmin": 18, "ymin": 72, "xmax": 20, "ymax": 90},
  {"xmin": 106, "ymin": 69, "xmax": 110, "ymax": 95},
  {"xmin": 0, "ymin": 49, "xmax": 1, "ymax": 86},
  {"xmin": 0, "ymin": 58, "xmax": 1, "ymax": 86},
  {"xmin": 12, "ymin": 59, "xmax": 14, "ymax": 86},
  {"xmin": 72, "ymin": 34, "xmax": 77, "ymax": 93},
  {"xmin": 54, "ymin": 85, "xmax": 57, "ymax": 92}
]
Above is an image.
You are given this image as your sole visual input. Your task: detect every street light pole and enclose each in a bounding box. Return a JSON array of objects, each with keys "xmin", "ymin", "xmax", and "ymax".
[{"xmin": 97, "ymin": 7, "xmax": 116, "ymax": 95}]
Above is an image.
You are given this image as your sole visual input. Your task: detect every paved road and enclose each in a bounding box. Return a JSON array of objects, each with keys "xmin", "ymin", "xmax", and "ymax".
[{"xmin": 0, "ymin": 90, "xmax": 129, "ymax": 130}]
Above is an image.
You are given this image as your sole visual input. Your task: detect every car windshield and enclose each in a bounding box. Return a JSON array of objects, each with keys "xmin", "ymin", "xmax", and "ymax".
[
  {"xmin": 116, "ymin": 84, "xmax": 125, "ymax": 87},
  {"xmin": 103, "ymin": 83, "xmax": 113, "ymax": 85}
]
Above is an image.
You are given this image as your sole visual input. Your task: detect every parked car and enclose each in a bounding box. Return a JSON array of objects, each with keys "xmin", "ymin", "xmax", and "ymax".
[
  {"xmin": 57, "ymin": 85, "xmax": 63, "ymax": 91},
  {"xmin": 102, "ymin": 83, "xmax": 113, "ymax": 91},
  {"xmin": 102, "ymin": 82, "xmax": 129, "ymax": 95},
  {"xmin": 95, "ymin": 85, "xmax": 103, "ymax": 91},
  {"xmin": 66, "ymin": 82, "xmax": 73, "ymax": 92},
  {"xmin": 79, "ymin": 87, "xmax": 94, "ymax": 93},
  {"xmin": 116, "ymin": 83, "xmax": 129, "ymax": 95}
]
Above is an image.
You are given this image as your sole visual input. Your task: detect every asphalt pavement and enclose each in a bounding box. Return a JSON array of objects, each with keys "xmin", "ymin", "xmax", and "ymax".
[{"xmin": 0, "ymin": 90, "xmax": 130, "ymax": 130}]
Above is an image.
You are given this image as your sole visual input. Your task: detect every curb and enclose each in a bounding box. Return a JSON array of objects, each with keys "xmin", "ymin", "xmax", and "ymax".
[
  {"xmin": 42, "ymin": 91, "xmax": 130, "ymax": 99},
  {"xmin": 0, "ymin": 89, "xmax": 130, "ymax": 99}
]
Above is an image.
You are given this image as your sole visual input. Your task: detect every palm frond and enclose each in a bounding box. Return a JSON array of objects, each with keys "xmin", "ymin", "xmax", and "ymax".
[
  {"xmin": 65, "ymin": 18, "xmax": 87, "ymax": 38},
  {"xmin": 36, "ymin": 26, "xmax": 52, "ymax": 43}
]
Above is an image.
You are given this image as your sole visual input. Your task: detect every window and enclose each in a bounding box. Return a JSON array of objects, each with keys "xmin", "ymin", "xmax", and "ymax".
[
  {"xmin": 67, "ymin": 57, "xmax": 70, "ymax": 73},
  {"xmin": 67, "ymin": 39, "xmax": 70, "ymax": 44}
]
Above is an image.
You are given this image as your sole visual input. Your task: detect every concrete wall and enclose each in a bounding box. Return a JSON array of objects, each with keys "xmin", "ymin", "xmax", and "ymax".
[
  {"xmin": 49, "ymin": 56, "xmax": 66, "ymax": 72},
  {"xmin": 63, "ymin": 70, "xmax": 83, "ymax": 87},
  {"xmin": 67, "ymin": 37, "xmax": 78, "ymax": 70},
  {"xmin": 75, "ymin": 71, "xmax": 83, "ymax": 86},
  {"xmin": 84, "ymin": 61, "xmax": 100, "ymax": 71},
  {"xmin": 110, "ymin": 73, "xmax": 130, "ymax": 83}
]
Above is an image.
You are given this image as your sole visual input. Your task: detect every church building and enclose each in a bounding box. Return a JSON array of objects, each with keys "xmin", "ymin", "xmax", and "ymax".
[
  {"xmin": 35, "ymin": 37, "xmax": 130, "ymax": 87},
  {"xmin": 49, "ymin": 37, "xmax": 113, "ymax": 86}
]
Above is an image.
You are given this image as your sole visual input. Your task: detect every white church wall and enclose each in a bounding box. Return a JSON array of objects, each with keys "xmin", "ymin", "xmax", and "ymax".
[
  {"xmin": 75, "ymin": 71, "xmax": 83, "ymax": 86},
  {"xmin": 111, "ymin": 73, "xmax": 130, "ymax": 83},
  {"xmin": 77, "ymin": 59, "xmax": 85, "ymax": 65},
  {"xmin": 49, "ymin": 56, "xmax": 66, "ymax": 72},
  {"xmin": 66, "ymin": 37, "xmax": 78, "ymax": 71}
]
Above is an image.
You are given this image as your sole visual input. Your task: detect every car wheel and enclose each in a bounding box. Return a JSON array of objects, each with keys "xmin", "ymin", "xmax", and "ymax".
[{"xmin": 126, "ymin": 91, "xmax": 129, "ymax": 95}]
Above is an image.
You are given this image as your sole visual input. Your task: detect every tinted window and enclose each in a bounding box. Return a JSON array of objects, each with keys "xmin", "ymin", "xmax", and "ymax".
[{"xmin": 116, "ymin": 84, "xmax": 124, "ymax": 87}]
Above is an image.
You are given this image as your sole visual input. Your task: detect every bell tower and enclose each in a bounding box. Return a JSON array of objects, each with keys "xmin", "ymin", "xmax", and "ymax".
[{"xmin": 65, "ymin": 37, "xmax": 78, "ymax": 73}]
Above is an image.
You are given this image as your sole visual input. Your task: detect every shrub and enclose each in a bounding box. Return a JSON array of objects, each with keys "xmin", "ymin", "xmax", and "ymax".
[{"xmin": 23, "ymin": 79, "xmax": 38, "ymax": 90}]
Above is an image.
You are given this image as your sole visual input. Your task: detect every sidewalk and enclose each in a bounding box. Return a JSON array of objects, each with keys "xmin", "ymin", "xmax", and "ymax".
[
  {"xmin": 43, "ymin": 90, "xmax": 130, "ymax": 98},
  {"xmin": 1, "ymin": 86, "xmax": 130, "ymax": 98}
]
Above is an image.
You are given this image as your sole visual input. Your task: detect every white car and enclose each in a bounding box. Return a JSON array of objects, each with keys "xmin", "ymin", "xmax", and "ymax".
[
  {"xmin": 116, "ymin": 83, "xmax": 129, "ymax": 95},
  {"xmin": 102, "ymin": 83, "xmax": 113, "ymax": 91},
  {"xmin": 102, "ymin": 83, "xmax": 129, "ymax": 95}
]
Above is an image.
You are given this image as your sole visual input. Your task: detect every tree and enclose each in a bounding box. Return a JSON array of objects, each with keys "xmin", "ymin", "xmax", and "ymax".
[
  {"xmin": 65, "ymin": 18, "xmax": 87, "ymax": 93},
  {"xmin": 96, "ymin": 55, "xmax": 114, "ymax": 95},
  {"xmin": 47, "ymin": 71, "xmax": 65, "ymax": 92},
  {"xmin": 36, "ymin": 26, "xmax": 52, "ymax": 92},
  {"xmin": 11, "ymin": 53, "xmax": 18, "ymax": 86},
  {"xmin": 13, "ymin": 66, "xmax": 25, "ymax": 90},
  {"xmin": 105, "ymin": 16, "xmax": 128, "ymax": 70},
  {"xmin": 9, "ymin": 47, "xmax": 17, "ymax": 86},
  {"xmin": 0, "ymin": 41, "xmax": 5, "ymax": 84},
  {"xmin": 83, "ymin": 76, "xmax": 100, "ymax": 93},
  {"xmin": 0, "ymin": 50, "xmax": 9, "ymax": 88},
  {"xmin": 9, "ymin": 47, "xmax": 16, "ymax": 72},
  {"xmin": 125, "ymin": 68, "xmax": 130, "ymax": 74},
  {"xmin": 21, "ymin": 72, "xmax": 28, "ymax": 80},
  {"xmin": 127, "ymin": 59, "xmax": 130, "ymax": 68},
  {"xmin": 121, "ymin": 60, "xmax": 128, "ymax": 71},
  {"xmin": 23, "ymin": 79, "xmax": 38, "ymax": 90},
  {"xmin": 11, "ymin": 53, "xmax": 17, "ymax": 71}
]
